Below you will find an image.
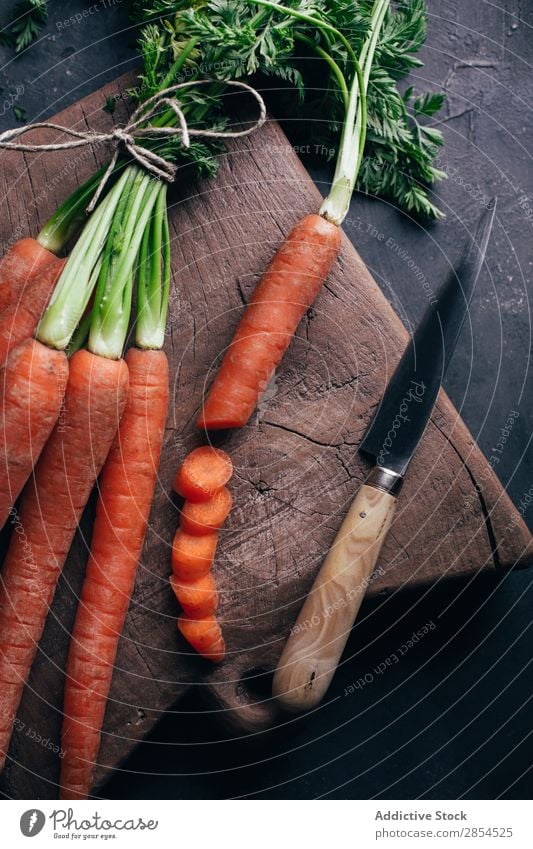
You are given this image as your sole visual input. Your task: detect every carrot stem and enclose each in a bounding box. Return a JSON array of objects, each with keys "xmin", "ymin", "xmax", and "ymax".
[
  {"xmin": 89, "ymin": 172, "xmax": 163, "ymax": 359},
  {"xmin": 66, "ymin": 310, "xmax": 92, "ymax": 358},
  {"xmin": 136, "ymin": 184, "xmax": 171, "ymax": 350},
  {"xmin": 36, "ymin": 167, "xmax": 134, "ymax": 350},
  {"xmin": 320, "ymin": 0, "xmax": 389, "ymax": 225},
  {"xmin": 36, "ymin": 165, "xmax": 109, "ymax": 255}
]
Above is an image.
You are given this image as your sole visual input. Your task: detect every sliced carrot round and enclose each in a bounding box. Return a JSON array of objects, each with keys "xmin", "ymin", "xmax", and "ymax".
[
  {"xmin": 171, "ymin": 529, "xmax": 218, "ymax": 580},
  {"xmin": 178, "ymin": 615, "xmax": 225, "ymax": 663},
  {"xmin": 173, "ymin": 446, "xmax": 233, "ymax": 502},
  {"xmin": 170, "ymin": 573, "xmax": 218, "ymax": 618},
  {"xmin": 180, "ymin": 487, "xmax": 232, "ymax": 535}
]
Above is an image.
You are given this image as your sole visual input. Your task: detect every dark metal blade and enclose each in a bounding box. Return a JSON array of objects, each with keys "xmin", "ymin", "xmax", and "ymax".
[{"xmin": 359, "ymin": 200, "xmax": 496, "ymax": 475}]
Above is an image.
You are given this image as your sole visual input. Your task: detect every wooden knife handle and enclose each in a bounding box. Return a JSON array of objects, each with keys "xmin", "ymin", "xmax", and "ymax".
[{"xmin": 272, "ymin": 482, "xmax": 397, "ymax": 712}]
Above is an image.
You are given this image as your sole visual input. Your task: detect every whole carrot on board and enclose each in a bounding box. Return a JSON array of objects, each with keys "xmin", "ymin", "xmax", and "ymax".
[
  {"xmin": 60, "ymin": 190, "xmax": 171, "ymax": 800},
  {"xmin": 0, "ymin": 165, "xmax": 165, "ymax": 772},
  {"xmin": 190, "ymin": 0, "xmax": 444, "ymax": 429}
]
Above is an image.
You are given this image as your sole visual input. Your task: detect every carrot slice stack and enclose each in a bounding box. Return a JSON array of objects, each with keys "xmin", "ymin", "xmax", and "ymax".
[{"xmin": 170, "ymin": 446, "xmax": 232, "ymax": 662}]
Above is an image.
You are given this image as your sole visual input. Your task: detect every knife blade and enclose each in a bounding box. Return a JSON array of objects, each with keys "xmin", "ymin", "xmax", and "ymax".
[{"xmin": 272, "ymin": 201, "xmax": 496, "ymax": 712}]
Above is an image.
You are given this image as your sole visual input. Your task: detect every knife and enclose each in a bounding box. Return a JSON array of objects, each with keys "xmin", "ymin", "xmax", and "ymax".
[{"xmin": 272, "ymin": 201, "xmax": 497, "ymax": 713}]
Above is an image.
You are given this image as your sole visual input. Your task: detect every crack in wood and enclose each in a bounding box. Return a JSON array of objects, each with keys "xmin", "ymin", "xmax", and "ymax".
[{"xmin": 431, "ymin": 418, "xmax": 502, "ymax": 570}]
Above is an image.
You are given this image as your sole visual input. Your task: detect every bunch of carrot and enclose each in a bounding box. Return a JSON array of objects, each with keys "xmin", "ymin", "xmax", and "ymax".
[
  {"xmin": 170, "ymin": 446, "xmax": 233, "ymax": 663},
  {"xmin": 0, "ymin": 165, "xmax": 172, "ymax": 801}
]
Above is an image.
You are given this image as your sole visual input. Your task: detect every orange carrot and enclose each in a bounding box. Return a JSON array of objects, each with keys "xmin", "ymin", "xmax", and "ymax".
[
  {"xmin": 197, "ymin": 214, "xmax": 340, "ymax": 430},
  {"xmin": 60, "ymin": 348, "xmax": 168, "ymax": 800},
  {"xmin": 171, "ymin": 447, "xmax": 232, "ymax": 662},
  {"xmin": 180, "ymin": 487, "xmax": 232, "ymax": 535},
  {"xmin": 0, "ymin": 238, "xmax": 56, "ymax": 314},
  {"xmin": 172, "ymin": 530, "xmax": 218, "ymax": 581},
  {"xmin": 173, "ymin": 446, "xmax": 233, "ymax": 502},
  {"xmin": 177, "ymin": 615, "xmax": 225, "ymax": 663},
  {"xmin": 0, "ymin": 256, "xmax": 66, "ymax": 365},
  {"xmin": 170, "ymin": 573, "xmax": 218, "ymax": 618},
  {"xmin": 0, "ymin": 338, "xmax": 69, "ymax": 530},
  {"xmin": 0, "ymin": 349, "xmax": 129, "ymax": 772}
]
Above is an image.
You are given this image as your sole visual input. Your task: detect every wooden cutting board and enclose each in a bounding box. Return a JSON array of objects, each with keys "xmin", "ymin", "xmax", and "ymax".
[{"xmin": 0, "ymin": 75, "xmax": 532, "ymax": 799}]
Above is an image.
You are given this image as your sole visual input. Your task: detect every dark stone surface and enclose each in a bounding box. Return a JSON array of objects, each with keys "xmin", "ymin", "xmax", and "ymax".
[{"xmin": 0, "ymin": 0, "xmax": 531, "ymax": 800}]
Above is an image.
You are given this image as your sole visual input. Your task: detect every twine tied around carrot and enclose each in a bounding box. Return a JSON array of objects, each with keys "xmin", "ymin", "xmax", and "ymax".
[{"xmin": 0, "ymin": 80, "xmax": 267, "ymax": 212}]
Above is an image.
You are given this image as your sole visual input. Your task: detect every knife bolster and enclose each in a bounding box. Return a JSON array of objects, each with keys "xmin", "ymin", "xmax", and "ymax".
[{"xmin": 367, "ymin": 465, "xmax": 404, "ymax": 495}]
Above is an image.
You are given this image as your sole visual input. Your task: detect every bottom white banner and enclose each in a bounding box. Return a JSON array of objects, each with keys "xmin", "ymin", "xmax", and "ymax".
[{"xmin": 2, "ymin": 799, "xmax": 530, "ymax": 848}]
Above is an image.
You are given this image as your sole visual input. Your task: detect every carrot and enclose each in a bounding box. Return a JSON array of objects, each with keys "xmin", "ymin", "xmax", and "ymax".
[
  {"xmin": 60, "ymin": 347, "xmax": 168, "ymax": 800},
  {"xmin": 173, "ymin": 446, "xmax": 233, "ymax": 502},
  {"xmin": 177, "ymin": 615, "xmax": 225, "ymax": 664},
  {"xmin": 172, "ymin": 529, "xmax": 218, "ymax": 581},
  {"xmin": 0, "ymin": 256, "xmax": 66, "ymax": 365},
  {"xmin": 180, "ymin": 487, "xmax": 232, "ymax": 535},
  {"xmin": 170, "ymin": 573, "xmax": 218, "ymax": 618},
  {"xmin": 0, "ymin": 348, "xmax": 129, "ymax": 772},
  {"xmin": 53, "ymin": 171, "xmax": 168, "ymax": 797},
  {"xmin": 197, "ymin": 214, "xmax": 340, "ymax": 430},
  {"xmin": 0, "ymin": 238, "xmax": 57, "ymax": 315},
  {"xmin": 171, "ymin": 446, "xmax": 232, "ymax": 661},
  {"xmin": 0, "ymin": 338, "xmax": 69, "ymax": 530}
]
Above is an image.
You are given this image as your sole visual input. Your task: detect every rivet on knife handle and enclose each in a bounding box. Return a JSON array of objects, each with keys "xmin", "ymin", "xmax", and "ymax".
[{"xmin": 272, "ymin": 468, "xmax": 401, "ymax": 713}]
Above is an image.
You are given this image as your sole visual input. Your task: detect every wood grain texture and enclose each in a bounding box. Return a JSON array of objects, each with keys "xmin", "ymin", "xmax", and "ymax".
[
  {"xmin": 0, "ymin": 74, "xmax": 531, "ymax": 799},
  {"xmin": 273, "ymin": 483, "xmax": 397, "ymax": 713}
]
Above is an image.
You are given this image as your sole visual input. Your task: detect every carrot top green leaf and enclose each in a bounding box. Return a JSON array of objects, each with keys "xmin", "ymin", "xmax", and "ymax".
[{"xmin": 132, "ymin": 0, "xmax": 445, "ymax": 219}]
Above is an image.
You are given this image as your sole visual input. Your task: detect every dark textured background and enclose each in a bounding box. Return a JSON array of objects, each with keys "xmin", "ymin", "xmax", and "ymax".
[{"xmin": 0, "ymin": 1, "xmax": 531, "ymax": 799}]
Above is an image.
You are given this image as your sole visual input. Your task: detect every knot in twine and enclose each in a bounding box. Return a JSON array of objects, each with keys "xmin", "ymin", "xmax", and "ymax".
[{"xmin": 0, "ymin": 80, "xmax": 266, "ymax": 212}]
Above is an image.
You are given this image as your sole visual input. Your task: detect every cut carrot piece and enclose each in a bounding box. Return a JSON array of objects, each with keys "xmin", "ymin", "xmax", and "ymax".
[
  {"xmin": 171, "ymin": 530, "xmax": 218, "ymax": 580},
  {"xmin": 177, "ymin": 615, "xmax": 225, "ymax": 663},
  {"xmin": 173, "ymin": 446, "xmax": 232, "ymax": 502},
  {"xmin": 180, "ymin": 487, "xmax": 232, "ymax": 535},
  {"xmin": 170, "ymin": 573, "xmax": 218, "ymax": 618},
  {"xmin": 197, "ymin": 214, "xmax": 340, "ymax": 429}
]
